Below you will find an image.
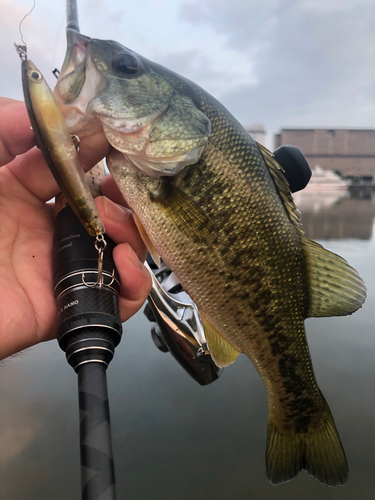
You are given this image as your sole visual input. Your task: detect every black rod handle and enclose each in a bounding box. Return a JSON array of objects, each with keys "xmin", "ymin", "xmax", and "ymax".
[
  {"xmin": 79, "ymin": 363, "xmax": 116, "ymax": 500},
  {"xmin": 53, "ymin": 166, "xmax": 122, "ymax": 500}
]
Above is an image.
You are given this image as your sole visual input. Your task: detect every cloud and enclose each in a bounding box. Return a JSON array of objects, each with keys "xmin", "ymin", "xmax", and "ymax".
[
  {"xmin": 180, "ymin": 0, "xmax": 375, "ymax": 135},
  {"xmin": 80, "ymin": 0, "xmax": 125, "ymax": 38},
  {"xmin": 156, "ymin": 49, "xmax": 257, "ymax": 100},
  {"xmin": 1, "ymin": 0, "xmax": 373, "ymax": 140}
]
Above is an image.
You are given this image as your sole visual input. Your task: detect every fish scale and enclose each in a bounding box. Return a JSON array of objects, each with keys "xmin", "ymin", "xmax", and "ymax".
[{"xmin": 54, "ymin": 29, "xmax": 366, "ymax": 486}]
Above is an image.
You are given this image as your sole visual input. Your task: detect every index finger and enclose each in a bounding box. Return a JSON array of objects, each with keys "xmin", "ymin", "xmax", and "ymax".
[{"xmin": 0, "ymin": 98, "xmax": 36, "ymax": 166}]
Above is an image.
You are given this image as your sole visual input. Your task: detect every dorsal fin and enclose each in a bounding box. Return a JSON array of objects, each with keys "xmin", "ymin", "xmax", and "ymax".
[
  {"xmin": 256, "ymin": 142, "xmax": 304, "ymax": 236},
  {"xmin": 256, "ymin": 143, "xmax": 366, "ymax": 318},
  {"xmin": 201, "ymin": 316, "xmax": 241, "ymax": 367},
  {"xmin": 301, "ymin": 236, "xmax": 366, "ymax": 317}
]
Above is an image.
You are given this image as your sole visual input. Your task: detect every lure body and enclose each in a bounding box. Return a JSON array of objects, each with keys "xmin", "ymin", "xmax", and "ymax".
[{"xmin": 22, "ymin": 58, "xmax": 104, "ymax": 236}]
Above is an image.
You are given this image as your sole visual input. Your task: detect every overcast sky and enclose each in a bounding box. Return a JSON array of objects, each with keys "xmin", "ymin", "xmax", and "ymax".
[{"xmin": 1, "ymin": 0, "xmax": 374, "ymax": 146}]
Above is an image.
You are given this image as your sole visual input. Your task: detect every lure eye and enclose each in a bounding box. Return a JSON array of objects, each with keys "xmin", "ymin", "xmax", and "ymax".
[
  {"xmin": 112, "ymin": 53, "xmax": 140, "ymax": 76},
  {"xmin": 31, "ymin": 71, "xmax": 42, "ymax": 81}
]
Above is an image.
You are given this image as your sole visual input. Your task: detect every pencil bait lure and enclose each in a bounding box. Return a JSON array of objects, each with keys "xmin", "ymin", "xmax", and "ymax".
[{"xmin": 15, "ymin": 45, "xmax": 105, "ymax": 237}]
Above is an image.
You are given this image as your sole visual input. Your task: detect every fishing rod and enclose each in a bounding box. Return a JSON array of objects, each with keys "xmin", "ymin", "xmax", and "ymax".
[
  {"xmin": 53, "ymin": 164, "xmax": 121, "ymax": 500},
  {"xmin": 16, "ymin": 5, "xmax": 119, "ymax": 498},
  {"xmin": 52, "ymin": 2, "xmax": 121, "ymax": 499},
  {"xmin": 16, "ymin": 1, "xmax": 222, "ymax": 497}
]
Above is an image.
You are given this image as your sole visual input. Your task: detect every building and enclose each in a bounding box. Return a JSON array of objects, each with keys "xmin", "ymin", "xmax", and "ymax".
[{"xmin": 274, "ymin": 128, "xmax": 375, "ymax": 177}]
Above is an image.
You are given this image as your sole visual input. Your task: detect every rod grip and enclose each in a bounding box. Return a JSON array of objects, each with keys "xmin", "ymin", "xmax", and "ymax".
[{"xmin": 78, "ymin": 362, "xmax": 116, "ymax": 499}]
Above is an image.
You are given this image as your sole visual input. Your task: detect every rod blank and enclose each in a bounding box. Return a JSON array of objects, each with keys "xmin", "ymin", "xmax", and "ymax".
[{"xmin": 67, "ymin": 0, "xmax": 80, "ymax": 32}]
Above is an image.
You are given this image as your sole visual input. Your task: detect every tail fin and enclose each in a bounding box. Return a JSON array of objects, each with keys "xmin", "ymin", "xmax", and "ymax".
[{"xmin": 266, "ymin": 405, "xmax": 348, "ymax": 486}]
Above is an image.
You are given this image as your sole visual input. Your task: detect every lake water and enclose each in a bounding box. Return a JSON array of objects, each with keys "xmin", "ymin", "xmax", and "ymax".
[{"xmin": 1, "ymin": 187, "xmax": 375, "ymax": 500}]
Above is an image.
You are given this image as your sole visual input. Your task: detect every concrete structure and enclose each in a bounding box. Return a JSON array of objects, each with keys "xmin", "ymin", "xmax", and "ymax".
[{"xmin": 274, "ymin": 128, "xmax": 375, "ymax": 177}]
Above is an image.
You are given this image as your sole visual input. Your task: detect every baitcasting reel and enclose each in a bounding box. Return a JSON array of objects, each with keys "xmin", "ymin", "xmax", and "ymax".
[
  {"xmin": 144, "ymin": 256, "xmax": 222, "ymax": 386},
  {"xmin": 144, "ymin": 145, "xmax": 311, "ymax": 385}
]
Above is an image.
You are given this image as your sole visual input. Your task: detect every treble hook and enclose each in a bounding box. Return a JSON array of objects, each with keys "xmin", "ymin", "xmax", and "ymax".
[{"xmin": 82, "ymin": 234, "xmax": 115, "ymax": 289}]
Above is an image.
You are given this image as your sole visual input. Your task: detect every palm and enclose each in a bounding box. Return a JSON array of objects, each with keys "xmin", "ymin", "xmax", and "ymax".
[{"xmin": 0, "ymin": 165, "xmax": 56, "ymax": 357}]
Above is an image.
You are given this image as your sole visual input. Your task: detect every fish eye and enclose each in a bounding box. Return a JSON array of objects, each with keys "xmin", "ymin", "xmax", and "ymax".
[
  {"xmin": 31, "ymin": 71, "xmax": 42, "ymax": 81},
  {"xmin": 112, "ymin": 53, "xmax": 140, "ymax": 76}
]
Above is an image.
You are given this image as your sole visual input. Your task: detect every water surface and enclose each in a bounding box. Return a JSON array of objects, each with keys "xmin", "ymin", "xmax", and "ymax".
[{"xmin": 1, "ymin": 189, "xmax": 374, "ymax": 499}]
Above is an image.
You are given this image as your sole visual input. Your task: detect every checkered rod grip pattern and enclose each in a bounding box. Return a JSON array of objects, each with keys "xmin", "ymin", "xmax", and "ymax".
[{"xmin": 78, "ymin": 363, "xmax": 117, "ymax": 500}]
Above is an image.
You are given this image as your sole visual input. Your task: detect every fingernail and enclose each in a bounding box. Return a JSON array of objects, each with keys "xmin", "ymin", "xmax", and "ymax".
[
  {"xmin": 125, "ymin": 243, "xmax": 145, "ymax": 271},
  {"xmin": 102, "ymin": 196, "xmax": 130, "ymax": 223}
]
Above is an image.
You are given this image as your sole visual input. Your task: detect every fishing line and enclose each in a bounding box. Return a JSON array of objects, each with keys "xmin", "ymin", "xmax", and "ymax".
[
  {"xmin": 18, "ymin": 0, "xmax": 37, "ymax": 47},
  {"xmin": 52, "ymin": 15, "xmax": 65, "ymax": 70}
]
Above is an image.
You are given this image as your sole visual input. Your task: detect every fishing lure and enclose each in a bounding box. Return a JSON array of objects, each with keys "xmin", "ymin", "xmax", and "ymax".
[{"xmin": 15, "ymin": 44, "xmax": 105, "ymax": 238}]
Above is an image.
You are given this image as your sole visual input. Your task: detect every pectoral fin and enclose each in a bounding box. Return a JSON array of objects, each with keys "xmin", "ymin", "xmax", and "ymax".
[
  {"xmin": 201, "ymin": 317, "xmax": 241, "ymax": 367},
  {"xmin": 302, "ymin": 236, "xmax": 366, "ymax": 317},
  {"xmin": 150, "ymin": 180, "xmax": 217, "ymax": 244}
]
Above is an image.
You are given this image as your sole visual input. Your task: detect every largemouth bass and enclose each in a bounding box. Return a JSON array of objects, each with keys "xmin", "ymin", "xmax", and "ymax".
[{"xmin": 54, "ymin": 29, "xmax": 366, "ymax": 486}]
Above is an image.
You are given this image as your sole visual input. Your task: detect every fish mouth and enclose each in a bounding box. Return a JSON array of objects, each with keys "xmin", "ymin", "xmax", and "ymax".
[
  {"xmin": 56, "ymin": 30, "xmax": 90, "ymax": 103},
  {"xmin": 54, "ymin": 30, "xmax": 105, "ymax": 135}
]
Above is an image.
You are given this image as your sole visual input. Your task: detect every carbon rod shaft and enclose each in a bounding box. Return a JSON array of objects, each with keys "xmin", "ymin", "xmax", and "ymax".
[
  {"xmin": 67, "ymin": 0, "xmax": 80, "ymax": 32},
  {"xmin": 78, "ymin": 362, "xmax": 116, "ymax": 500}
]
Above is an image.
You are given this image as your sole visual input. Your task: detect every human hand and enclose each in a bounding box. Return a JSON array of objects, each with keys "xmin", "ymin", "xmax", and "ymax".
[{"xmin": 0, "ymin": 97, "xmax": 151, "ymax": 360}]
